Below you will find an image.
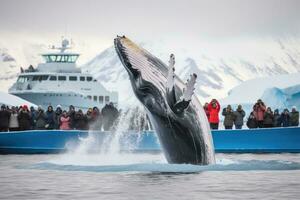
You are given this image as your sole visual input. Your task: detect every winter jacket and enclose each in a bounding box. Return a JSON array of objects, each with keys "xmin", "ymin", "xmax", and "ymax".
[
  {"xmin": 222, "ymin": 109, "xmax": 236, "ymax": 127},
  {"xmin": 290, "ymin": 111, "xmax": 299, "ymax": 126},
  {"xmin": 9, "ymin": 113, "xmax": 19, "ymax": 128},
  {"xmin": 280, "ymin": 113, "xmax": 290, "ymax": 127},
  {"xmin": 18, "ymin": 111, "xmax": 31, "ymax": 131},
  {"xmin": 253, "ymin": 104, "xmax": 266, "ymax": 121},
  {"xmin": 35, "ymin": 111, "xmax": 47, "ymax": 130},
  {"xmin": 273, "ymin": 113, "xmax": 282, "ymax": 127},
  {"xmin": 55, "ymin": 109, "xmax": 62, "ymax": 129},
  {"xmin": 234, "ymin": 110, "xmax": 245, "ymax": 126},
  {"xmin": 207, "ymin": 101, "xmax": 220, "ymax": 124},
  {"xmin": 263, "ymin": 112, "xmax": 274, "ymax": 126},
  {"xmin": 68, "ymin": 110, "xmax": 76, "ymax": 129},
  {"xmin": 0, "ymin": 110, "xmax": 11, "ymax": 128},
  {"xmin": 74, "ymin": 113, "xmax": 88, "ymax": 130},
  {"xmin": 60, "ymin": 116, "xmax": 71, "ymax": 130},
  {"xmin": 45, "ymin": 111, "xmax": 56, "ymax": 129},
  {"xmin": 247, "ymin": 114, "xmax": 258, "ymax": 129}
]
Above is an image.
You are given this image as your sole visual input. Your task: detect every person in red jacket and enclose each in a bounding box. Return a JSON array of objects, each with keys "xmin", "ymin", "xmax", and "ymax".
[{"xmin": 207, "ymin": 99, "xmax": 221, "ymax": 130}]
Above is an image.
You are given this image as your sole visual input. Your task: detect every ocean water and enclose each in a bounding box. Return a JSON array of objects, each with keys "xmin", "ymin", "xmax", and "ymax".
[{"xmin": 1, "ymin": 153, "xmax": 300, "ymax": 200}]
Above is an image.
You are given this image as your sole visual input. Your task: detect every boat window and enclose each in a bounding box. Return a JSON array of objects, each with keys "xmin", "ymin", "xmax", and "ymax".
[
  {"xmin": 87, "ymin": 77, "xmax": 93, "ymax": 82},
  {"xmin": 50, "ymin": 55, "xmax": 56, "ymax": 62},
  {"xmin": 50, "ymin": 76, "xmax": 57, "ymax": 81},
  {"xmin": 32, "ymin": 76, "xmax": 40, "ymax": 81},
  {"xmin": 69, "ymin": 76, "xmax": 77, "ymax": 81},
  {"xmin": 17, "ymin": 76, "xmax": 28, "ymax": 83},
  {"xmin": 58, "ymin": 76, "xmax": 66, "ymax": 81},
  {"xmin": 41, "ymin": 75, "xmax": 49, "ymax": 81},
  {"xmin": 43, "ymin": 54, "xmax": 79, "ymax": 63},
  {"xmin": 93, "ymin": 96, "xmax": 97, "ymax": 101},
  {"xmin": 80, "ymin": 76, "xmax": 85, "ymax": 81},
  {"xmin": 55, "ymin": 55, "xmax": 62, "ymax": 62},
  {"xmin": 61, "ymin": 55, "xmax": 69, "ymax": 62},
  {"xmin": 105, "ymin": 96, "xmax": 110, "ymax": 103},
  {"xmin": 87, "ymin": 95, "xmax": 92, "ymax": 100},
  {"xmin": 99, "ymin": 96, "xmax": 104, "ymax": 104}
]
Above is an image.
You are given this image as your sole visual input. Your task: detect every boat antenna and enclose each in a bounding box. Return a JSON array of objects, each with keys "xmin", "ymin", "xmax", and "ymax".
[{"xmin": 50, "ymin": 37, "xmax": 71, "ymax": 53}]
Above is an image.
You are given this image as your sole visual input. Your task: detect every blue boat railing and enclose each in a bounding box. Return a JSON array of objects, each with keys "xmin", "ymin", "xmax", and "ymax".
[{"xmin": 0, "ymin": 127, "xmax": 299, "ymax": 153}]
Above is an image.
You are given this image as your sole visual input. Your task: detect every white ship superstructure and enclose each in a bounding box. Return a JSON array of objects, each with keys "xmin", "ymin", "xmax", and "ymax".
[{"xmin": 9, "ymin": 39, "xmax": 118, "ymax": 110}]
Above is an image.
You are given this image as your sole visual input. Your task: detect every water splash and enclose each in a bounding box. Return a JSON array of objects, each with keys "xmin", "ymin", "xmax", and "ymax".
[
  {"xmin": 59, "ymin": 107, "xmax": 150, "ymax": 166},
  {"xmin": 30, "ymin": 158, "xmax": 300, "ymax": 173}
]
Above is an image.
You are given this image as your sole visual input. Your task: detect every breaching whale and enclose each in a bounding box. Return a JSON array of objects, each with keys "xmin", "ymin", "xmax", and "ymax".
[{"xmin": 114, "ymin": 36, "xmax": 215, "ymax": 165}]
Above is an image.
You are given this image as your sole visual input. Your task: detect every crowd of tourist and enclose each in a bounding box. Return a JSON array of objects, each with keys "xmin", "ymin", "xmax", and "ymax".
[
  {"xmin": 0, "ymin": 103, "xmax": 119, "ymax": 132},
  {"xmin": 0, "ymin": 99, "xmax": 299, "ymax": 132},
  {"xmin": 203, "ymin": 99, "xmax": 299, "ymax": 130}
]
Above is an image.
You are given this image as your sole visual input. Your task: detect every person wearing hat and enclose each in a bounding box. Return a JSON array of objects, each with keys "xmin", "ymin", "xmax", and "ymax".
[
  {"xmin": 0, "ymin": 104, "xmax": 11, "ymax": 132},
  {"xmin": 290, "ymin": 106, "xmax": 299, "ymax": 127},
  {"xmin": 9, "ymin": 106, "xmax": 19, "ymax": 131},
  {"xmin": 280, "ymin": 108, "xmax": 290, "ymax": 127},
  {"xmin": 18, "ymin": 105, "xmax": 31, "ymax": 131},
  {"xmin": 45, "ymin": 105, "xmax": 56, "ymax": 130},
  {"xmin": 54, "ymin": 105, "xmax": 63, "ymax": 129},
  {"xmin": 233, "ymin": 104, "xmax": 246, "ymax": 129},
  {"xmin": 273, "ymin": 109, "xmax": 282, "ymax": 127}
]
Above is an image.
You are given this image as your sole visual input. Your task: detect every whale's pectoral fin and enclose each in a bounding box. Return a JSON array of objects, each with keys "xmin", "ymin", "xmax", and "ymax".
[{"xmin": 173, "ymin": 73, "xmax": 197, "ymax": 113}]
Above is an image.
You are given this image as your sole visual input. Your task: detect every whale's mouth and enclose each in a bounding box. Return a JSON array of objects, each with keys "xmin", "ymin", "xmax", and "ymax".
[{"xmin": 114, "ymin": 36, "xmax": 140, "ymax": 78}]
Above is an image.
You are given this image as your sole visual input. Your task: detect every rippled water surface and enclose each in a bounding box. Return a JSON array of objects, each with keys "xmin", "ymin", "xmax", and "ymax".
[{"xmin": 1, "ymin": 153, "xmax": 300, "ymax": 200}]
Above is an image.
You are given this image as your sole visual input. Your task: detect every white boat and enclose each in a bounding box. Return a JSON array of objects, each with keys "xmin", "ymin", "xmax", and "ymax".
[{"xmin": 8, "ymin": 39, "xmax": 118, "ymax": 111}]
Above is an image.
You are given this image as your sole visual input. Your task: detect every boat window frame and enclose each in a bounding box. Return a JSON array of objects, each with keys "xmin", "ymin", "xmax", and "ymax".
[
  {"xmin": 87, "ymin": 76, "xmax": 93, "ymax": 82},
  {"xmin": 105, "ymin": 96, "xmax": 110, "ymax": 103},
  {"xmin": 99, "ymin": 96, "xmax": 104, "ymax": 104},
  {"xmin": 49, "ymin": 76, "xmax": 57, "ymax": 81},
  {"xmin": 58, "ymin": 76, "xmax": 67, "ymax": 81},
  {"xmin": 80, "ymin": 76, "xmax": 85, "ymax": 81},
  {"xmin": 69, "ymin": 76, "xmax": 77, "ymax": 81}
]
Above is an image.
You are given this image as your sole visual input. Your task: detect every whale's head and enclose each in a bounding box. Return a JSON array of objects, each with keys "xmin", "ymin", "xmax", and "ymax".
[{"xmin": 114, "ymin": 36, "xmax": 169, "ymax": 108}]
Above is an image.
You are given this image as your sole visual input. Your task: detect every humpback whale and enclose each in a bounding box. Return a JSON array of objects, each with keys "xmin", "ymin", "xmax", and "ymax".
[{"xmin": 114, "ymin": 36, "xmax": 215, "ymax": 165}]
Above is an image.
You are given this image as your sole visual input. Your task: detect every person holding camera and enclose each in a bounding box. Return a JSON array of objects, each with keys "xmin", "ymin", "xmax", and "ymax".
[
  {"xmin": 252, "ymin": 99, "xmax": 266, "ymax": 128},
  {"xmin": 207, "ymin": 99, "xmax": 221, "ymax": 130},
  {"xmin": 222, "ymin": 105, "xmax": 236, "ymax": 129}
]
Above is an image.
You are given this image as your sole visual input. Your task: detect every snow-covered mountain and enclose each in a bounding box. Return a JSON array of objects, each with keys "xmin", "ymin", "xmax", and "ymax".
[
  {"xmin": 0, "ymin": 48, "xmax": 19, "ymax": 92},
  {"xmin": 82, "ymin": 37, "xmax": 300, "ymax": 106},
  {"xmin": 1, "ymin": 36, "xmax": 300, "ymax": 108}
]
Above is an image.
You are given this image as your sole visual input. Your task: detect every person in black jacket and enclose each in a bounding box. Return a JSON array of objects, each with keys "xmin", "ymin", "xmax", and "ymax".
[
  {"xmin": 280, "ymin": 109, "xmax": 290, "ymax": 127},
  {"xmin": 45, "ymin": 106, "xmax": 56, "ymax": 130},
  {"xmin": 273, "ymin": 109, "xmax": 282, "ymax": 127},
  {"xmin": 54, "ymin": 105, "xmax": 63, "ymax": 129},
  {"xmin": 74, "ymin": 109, "xmax": 88, "ymax": 130},
  {"xmin": 263, "ymin": 107, "xmax": 274, "ymax": 128},
  {"xmin": 68, "ymin": 105, "xmax": 76, "ymax": 129},
  {"xmin": 0, "ymin": 104, "xmax": 11, "ymax": 132},
  {"xmin": 102, "ymin": 102, "xmax": 119, "ymax": 131},
  {"xmin": 18, "ymin": 105, "xmax": 31, "ymax": 131},
  {"xmin": 247, "ymin": 112, "xmax": 258, "ymax": 129}
]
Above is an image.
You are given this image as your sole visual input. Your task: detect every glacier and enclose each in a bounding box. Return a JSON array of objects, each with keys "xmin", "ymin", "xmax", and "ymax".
[{"xmin": 220, "ymin": 73, "xmax": 300, "ymax": 114}]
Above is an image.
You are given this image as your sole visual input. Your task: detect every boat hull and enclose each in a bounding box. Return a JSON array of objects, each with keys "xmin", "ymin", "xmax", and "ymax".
[{"xmin": 0, "ymin": 127, "xmax": 299, "ymax": 154}]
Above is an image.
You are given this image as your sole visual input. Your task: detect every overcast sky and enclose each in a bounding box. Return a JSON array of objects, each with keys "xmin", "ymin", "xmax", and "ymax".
[{"xmin": 1, "ymin": 0, "xmax": 299, "ymax": 43}]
